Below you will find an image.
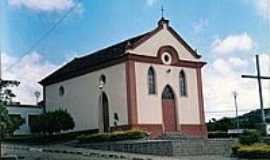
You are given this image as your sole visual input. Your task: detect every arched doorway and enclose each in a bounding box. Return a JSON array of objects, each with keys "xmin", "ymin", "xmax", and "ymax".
[
  {"xmin": 99, "ymin": 92, "xmax": 110, "ymax": 132},
  {"xmin": 162, "ymin": 85, "xmax": 177, "ymax": 132}
]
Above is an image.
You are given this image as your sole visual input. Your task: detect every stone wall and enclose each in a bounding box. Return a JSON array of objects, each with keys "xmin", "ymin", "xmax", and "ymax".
[{"xmin": 77, "ymin": 139, "xmax": 236, "ymax": 157}]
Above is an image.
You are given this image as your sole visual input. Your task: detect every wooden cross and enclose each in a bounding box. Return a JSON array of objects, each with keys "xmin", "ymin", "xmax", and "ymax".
[{"xmin": 242, "ymin": 54, "xmax": 270, "ymax": 124}]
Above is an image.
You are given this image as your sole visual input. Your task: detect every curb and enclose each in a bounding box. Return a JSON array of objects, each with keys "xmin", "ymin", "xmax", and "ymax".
[{"xmin": 2, "ymin": 144, "xmax": 163, "ymax": 160}]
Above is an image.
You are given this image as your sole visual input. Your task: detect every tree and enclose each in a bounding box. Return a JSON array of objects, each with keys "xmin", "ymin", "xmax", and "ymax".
[
  {"xmin": 207, "ymin": 117, "xmax": 234, "ymax": 132},
  {"xmin": 0, "ymin": 79, "xmax": 20, "ymax": 104},
  {"xmin": 0, "ymin": 79, "xmax": 21, "ymax": 158},
  {"xmin": 30, "ymin": 109, "xmax": 75, "ymax": 135}
]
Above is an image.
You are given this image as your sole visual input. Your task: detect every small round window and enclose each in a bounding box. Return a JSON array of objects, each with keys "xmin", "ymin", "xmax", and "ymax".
[
  {"xmin": 161, "ymin": 52, "xmax": 172, "ymax": 65},
  {"xmin": 59, "ymin": 86, "xmax": 65, "ymax": 97}
]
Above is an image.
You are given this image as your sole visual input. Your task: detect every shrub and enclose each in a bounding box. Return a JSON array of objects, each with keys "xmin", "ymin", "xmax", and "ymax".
[
  {"xmin": 30, "ymin": 109, "xmax": 75, "ymax": 135},
  {"xmin": 4, "ymin": 130, "xmax": 97, "ymax": 145},
  {"xmin": 239, "ymin": 129, "xmax": 261, "ymax": 145},
  {"xmin": 233, "ymin": 144, "xmax": 270, "ymax": 158},
  {"xmin": 231, "ymin": 144, "xmax": 241, "ymax": 155},
  {"xmin": 77, "ymin": 128, "xmax": 148, "ymax": 143}
]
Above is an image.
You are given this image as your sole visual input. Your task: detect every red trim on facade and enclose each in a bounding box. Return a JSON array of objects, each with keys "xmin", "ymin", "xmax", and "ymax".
[
  {"xmin": 111, "ymin": 124, "xmax": 207, "ymax": 138},
  {"xmin": 180, "ymin": 124, "xmax": 207, "ymax": 137},
  {"xmin": 130, "ymin": 18, "xmax": 201, "ymax": 59},
  {"xmin": 130, "ymin": 25, "xmax": 163, "ymax": 49},
  {"xmin": 196, "ymin": 68, "xmax": 206, "ymax": 125},
  {"xmin": 196, "ymin": 68, "xmax": 208, "ymax": 137},
  {"xmin": 167, "ymin": 26, "xmax": 201, "ymax": 59},
  {"xmin": 157, "ymin": 45, "xmax": 179, "ymax": 65},
  {"xmin": 41, "ymin": 53, "xmax": 206, "ymax": 86},
  {"xmin": 126, "ymin": 60, "xmax": 138, "ymax": 125},
  {"xmin": 126, "ymin": 54, "xmax": 206, "ymax": 68},
  {"xmin": 111, "ymin": 124, "xmax": 163, "ymax": 138}
]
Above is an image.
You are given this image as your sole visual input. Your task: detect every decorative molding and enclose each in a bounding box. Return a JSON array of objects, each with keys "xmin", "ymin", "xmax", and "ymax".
[
  {"xmin": 41, "ymin": 54, "xmax": 205, "ymax": 86},
  {"xmin": 126, "ymin": 60, "xmax": 138, "ymax": 125},
  {"xmin": 196, "ymin": 68, "xmax": 206, "ymax": 125},
  {"xmin": 126, "ymin": 54, "xmax": 206, "ymax": 68},
  {"xmin": 111, "ymin": 124, "xmax": 207, "ymax": 138},
  {"xmin": 157, "ymin": 45, "xmax": 179, "ymax": 65}
]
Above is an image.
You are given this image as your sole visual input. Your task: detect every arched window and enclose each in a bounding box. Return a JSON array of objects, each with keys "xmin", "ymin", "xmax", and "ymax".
[
  {"xmin": 59, "ymin": 86, "xmax": 65, "ymax": 97},
  {"xmin": 99, "ymin": 75, "xmax": 106, "ymax": 85},
  {"xmin": 148, "ymin": 67, "xmax": 156, "ymax": 94},
  {"xmin": 179, "ymin": 70, "xmax": 187, "ymax": 96}
]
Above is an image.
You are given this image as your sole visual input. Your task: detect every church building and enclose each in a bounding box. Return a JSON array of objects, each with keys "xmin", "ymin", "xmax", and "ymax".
[{"xmin": 40, "ymin": 18, "xmax": 207, "ymax": 137}]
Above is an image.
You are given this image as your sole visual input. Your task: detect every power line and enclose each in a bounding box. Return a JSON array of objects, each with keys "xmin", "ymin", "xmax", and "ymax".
[{"xmin": 3, "ymin": 0, "xmax": 82, "ymax": 73}]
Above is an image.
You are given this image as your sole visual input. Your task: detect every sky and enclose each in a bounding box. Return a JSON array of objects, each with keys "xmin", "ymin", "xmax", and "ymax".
[{"xmin": 0, "ymin": 0, "xmax": 270, "ymax": 121}]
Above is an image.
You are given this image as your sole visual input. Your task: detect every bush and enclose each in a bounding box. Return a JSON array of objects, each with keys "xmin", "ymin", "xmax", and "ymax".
[
  {"xmin": 233, "ymin": 144, "xmax": 270, "ymax": 158},
  {"xmin": 239, "ymin": 129, "xmax": 261, "ymax": 145},
  {"xmin": 30, "ymin": 109, "xmax": 75, "ymax": 135},
  {"xmin": 4, "ymin": 129, "xmax": 97, "ymax": 145},
  {"xmin": 232, "ymin": 144, "xmax": 241, "ymax": 155},
  {"xmin": 77, "ymin": 129, "xmax": 148, "ymax": 143}
]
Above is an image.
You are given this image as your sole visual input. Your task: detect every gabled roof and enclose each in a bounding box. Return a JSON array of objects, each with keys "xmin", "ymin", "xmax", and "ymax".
[
  {"xmin": 40, "ymin": 18, "xmax": 202, "ymax": 86},
  {"xmin": 40, "ymin": 33, "xmax": 150, "ymax": 85}
]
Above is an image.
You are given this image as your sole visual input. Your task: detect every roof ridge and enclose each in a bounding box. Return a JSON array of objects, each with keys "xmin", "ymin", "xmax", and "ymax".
[{"xmin": 77, "ymin": 31, "xmax": 151, "ymax": 60}]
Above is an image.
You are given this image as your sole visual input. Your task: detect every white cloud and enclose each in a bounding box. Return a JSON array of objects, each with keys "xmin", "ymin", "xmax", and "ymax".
[
  {"xmin": 211, "ymin": 33, "xmax": 254, "ymax": 54},
  {"xmin": 204, "ymin": 54, "xmax": 270, "ymax": 121},
  {"xmin": 145, "ymin": 0, "xmax": 158, "ymax": 6},
  {"xmin": 192, "ymin": 18, "xmax": 208, "ymax": 33},
  {"xmin": 253, "ymin": 0, "xmax": 270, "ymax": 19},
  {"xmin": 229, "ymin": 57, "xmax": 248, "ymax": 68},
  {"xmin": 2, "ymin": 52, "xmax": 58, "ymax": 104},
  {"xmin": 8, "ymin": 0, "xmax": 77, "ymax": 12}
]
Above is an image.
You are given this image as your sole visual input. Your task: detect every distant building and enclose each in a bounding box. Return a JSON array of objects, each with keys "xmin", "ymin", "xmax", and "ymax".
[
  {"xmin": 6, "ymin": 104, "xmax": 43, "ymax": 135},
  {"xmin": 40, "ymin": 18, "xmax": 207, "ymax": 137}
]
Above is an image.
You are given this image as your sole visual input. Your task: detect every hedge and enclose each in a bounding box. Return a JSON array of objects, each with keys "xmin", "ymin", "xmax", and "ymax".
[
  {"xmin": 239, "ymin": 129, "xmax": 261, "ymax": 145},
  {"xmin": 4, "ymin": 129, "xmax": 98, "ymax": 145},
  {"xmin": 232, "ymin": 144, "xmax": 270, "ymax": 159},
  {"xmin": 77, "ymin": 129, "xmax": 149, "ymax": 143}
]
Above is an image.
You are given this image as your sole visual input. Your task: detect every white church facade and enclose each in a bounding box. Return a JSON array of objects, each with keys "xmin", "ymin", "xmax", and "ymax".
[{"xmin": 40, "ymin": 18, "xmax": 207, "ymax": 137}]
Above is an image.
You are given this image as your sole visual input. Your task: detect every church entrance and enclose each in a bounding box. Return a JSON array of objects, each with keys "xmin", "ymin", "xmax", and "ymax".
[
  {"xmin": 162, "ymin": 85, "xmax": 177, "ymax": 132},
  {"xmin": 99, "ymin": 92, "xmax": 110, "ymax": 132}
]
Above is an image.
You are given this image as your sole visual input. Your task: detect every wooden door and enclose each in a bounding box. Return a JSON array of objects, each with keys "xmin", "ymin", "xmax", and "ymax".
[{"xmin": 162, "ymin": 86, "xmax": 177, "ymax": 132}]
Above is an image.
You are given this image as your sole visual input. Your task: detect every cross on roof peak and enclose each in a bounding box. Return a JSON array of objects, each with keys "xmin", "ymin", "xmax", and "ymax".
[{"xmin": 161, "ymin": 5, "xmax": 164, "ymax": 18}]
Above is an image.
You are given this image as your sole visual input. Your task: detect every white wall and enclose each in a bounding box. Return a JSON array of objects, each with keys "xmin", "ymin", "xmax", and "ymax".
[
  {"xmin": 45, "ymin": 63, "xmax": 128, "ymax": 132},
  {"xmin": 7, "ymin": 106, "xmax": 43, "ymax": 135},
  {"xmin": 128, "ymin": 25, "xmax": 200, "ymax": 62},
  {"xmin": 135, "ymin": 62, "xmax": 201, "ymax": 125},
  {"xmin": 129, "ymin": 23, "xmax": 202, "ymax": 125}
]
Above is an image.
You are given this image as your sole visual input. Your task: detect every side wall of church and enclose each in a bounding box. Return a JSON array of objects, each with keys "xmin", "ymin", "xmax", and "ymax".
[
  {"xmin": 135, "ymin": 62, "xmax": 201, "ymax": 125},
  {"xmin": 45, "ymin": 63, "xmax": 128, "ymax": 132}
]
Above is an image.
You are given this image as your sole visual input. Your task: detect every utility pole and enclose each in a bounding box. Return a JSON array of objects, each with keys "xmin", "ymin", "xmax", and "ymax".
[
  {"xmin": 233, "ymin": 91, "xmax": 240, "ymax": 129},
  {"xmin": 242, "ymin": 55, "xmax": 270, "ymax": 126}
]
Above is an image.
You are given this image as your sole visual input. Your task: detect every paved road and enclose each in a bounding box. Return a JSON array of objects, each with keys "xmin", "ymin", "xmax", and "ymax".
[{"xmin": 2, "ymin": 144, "xmax": 240, "ymax": 160}]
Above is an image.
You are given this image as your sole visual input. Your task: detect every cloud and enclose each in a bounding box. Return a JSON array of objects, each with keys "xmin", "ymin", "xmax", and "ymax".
[
  {"xmin": 145, "ymin": 0, "xmax": 158, "ymax": 6},
  {"xmin": 192, "ymin": 18, "xmax": 208, "ymax": 33},
  {"xmin": 204, "ymin": 54, "xmax": 270, "ymax": 121},
  {"xmin": 8, "ymin": 0, "xmax": 78, "ymax": 12},
  {"xmin": 211, "ymin": 33, "xmax": 254, "ymax": 54},
  {"xmin": 253, "ymin": 0, "xmax": 270, "ymax": 19},
  {"xmin": 228, "ymin": 57, "xmax": 248, "ymax": 68},
  {"xmin": 2, "ymin": 52, "xmax": 58, "ymax": 104}
]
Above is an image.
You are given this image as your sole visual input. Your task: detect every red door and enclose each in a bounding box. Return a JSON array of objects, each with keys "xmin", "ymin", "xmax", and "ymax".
[{"xmin": 162, "ymin": 86, "xmax": 177, "ymax": 132}]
